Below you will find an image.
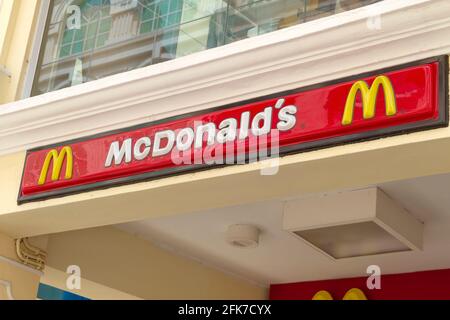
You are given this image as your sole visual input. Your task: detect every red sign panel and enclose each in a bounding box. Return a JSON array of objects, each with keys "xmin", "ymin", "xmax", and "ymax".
[
  {"xmin": 18, "ymin": 57, "xmax": 448, "ymax": 203},
  {"xmin": 270, "ymin": 269, "xmax": 450, "ymax": 300}
]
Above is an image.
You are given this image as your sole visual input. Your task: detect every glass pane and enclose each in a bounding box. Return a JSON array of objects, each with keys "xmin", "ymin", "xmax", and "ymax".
[{"xmin": 32, "ymin": 0, "xmax": 382, "ymax": 96}]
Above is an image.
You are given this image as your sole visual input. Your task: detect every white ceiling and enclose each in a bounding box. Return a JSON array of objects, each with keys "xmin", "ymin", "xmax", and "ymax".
[{"xmin": 118, "ymin": 172, "xmax": 450, "ymax": 287}]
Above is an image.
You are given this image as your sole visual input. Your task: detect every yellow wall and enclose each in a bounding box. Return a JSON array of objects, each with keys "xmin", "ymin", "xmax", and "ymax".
[
  {"xmin": 0, "ymin": 232, "xmax": 18, "ymax": 261},
  {"xmin": 0, "ymin": 232, "xmax": 42, "ymax": 300},
  {"xmin": 0, "ymin": 258, "xmax": 41, "ymax": 300},
  {"xmin": 0, "ymin": 0, "xmax": 41, "ymax": 104},
  {"xmin": 0, "ymin": 171, "xmax": 43, "ymax": 300},
  {"xmin": 44, "ymin": 226, "xmax": 267, "ymax": 300},
  {"xmin": 41, "ymin": 266, "xmax": 142, "ymax": 300}
]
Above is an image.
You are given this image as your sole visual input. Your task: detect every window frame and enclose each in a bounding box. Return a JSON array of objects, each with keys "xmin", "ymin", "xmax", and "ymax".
[
  {"xmin": 23, "ymin": 0, "xmax": 382, "ymax": 99},
  {"xmin": 21, "ymin": 0, "xmax": 51, "ymax": 99}
]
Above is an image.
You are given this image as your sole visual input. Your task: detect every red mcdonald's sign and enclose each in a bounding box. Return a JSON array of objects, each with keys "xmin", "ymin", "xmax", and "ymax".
[{"xmin": 18, "ymin": 56, "xmax": 448, "ymax": 203}]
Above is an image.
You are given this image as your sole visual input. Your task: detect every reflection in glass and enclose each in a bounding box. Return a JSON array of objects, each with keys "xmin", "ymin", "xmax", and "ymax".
[{"xmin": 32, "ymin": 0, "xmax": 381, "ymax": 96}]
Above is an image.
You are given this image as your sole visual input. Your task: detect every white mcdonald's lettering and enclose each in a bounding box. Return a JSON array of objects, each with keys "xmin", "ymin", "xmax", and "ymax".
[{"xmin": 104, "ymin": 99, "xmax": 298, "ymax": 167}]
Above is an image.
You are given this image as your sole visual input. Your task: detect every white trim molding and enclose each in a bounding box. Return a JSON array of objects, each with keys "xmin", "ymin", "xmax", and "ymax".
[{"xmin": 0, "ymin": 0, "xmax": 449, "ymax": 155}]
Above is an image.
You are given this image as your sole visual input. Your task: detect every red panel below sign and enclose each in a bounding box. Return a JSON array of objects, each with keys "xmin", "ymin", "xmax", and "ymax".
[
  {"xmin": 18, "ymin": 57, "xmax": 448, "ymax": 203},
  {"xmin": 269, "ymin": 269, "xmax": 450, "ymax": 300}
]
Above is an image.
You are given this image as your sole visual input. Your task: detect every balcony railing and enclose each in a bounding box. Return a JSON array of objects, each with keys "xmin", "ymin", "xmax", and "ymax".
[{"xmin": 31, "ymin": 0, "xmax": 382, "ymax": 96}]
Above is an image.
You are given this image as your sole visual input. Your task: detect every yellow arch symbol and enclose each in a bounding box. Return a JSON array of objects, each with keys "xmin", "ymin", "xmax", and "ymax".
[
  {"xmin": 38, "ymin": 146, "xmax": 73, "ymax": 185},
  {"xmin": 312, "ymin": 288, "xmax": 368, "ymax": 300},
  {"xmin": 312, "ymin": 290, "xmax": 334, "ymax": 300},
  {"xmin": 342, "ymin": 288, "xmax": 368, "ymax": 300},
  {"xmin": 342, "ymin": 75, "xmax": 397, "ymax": 126}
]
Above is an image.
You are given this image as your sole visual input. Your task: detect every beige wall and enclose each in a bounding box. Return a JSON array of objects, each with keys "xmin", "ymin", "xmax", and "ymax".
[
  {"xmin": 0, "ymin": 260, "xmax": 40, "ymax": 300},
  {"xmin": 44, "ymin": 226, "xmax": 267, "ymax": 300},
  {"xmin": 0, "ymin": 232, "xmax": 18, "ymax": 261},
  {"xmin": 0, "ymin": 232, "xmax": 42, "ymax": 300},
  {"xmin": 0, "ymin": 0, "xmax": 41, "ymax": 104},
  {"xmin": 41, "ymin": 266, "xmax": 142, "ymax": 300}
]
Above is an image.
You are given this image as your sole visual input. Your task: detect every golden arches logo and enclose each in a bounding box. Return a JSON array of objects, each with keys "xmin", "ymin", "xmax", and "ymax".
[
  {"xmin": 38, "ymin": 147, "xmax": 73, "ymax": 185},
  {"xmin": 342, "ymin": 75, "xmax": 397, "ymax": 126},
  {"xmin": 312, "ymin": 288, "xmax": 367, "ymax": 300}
]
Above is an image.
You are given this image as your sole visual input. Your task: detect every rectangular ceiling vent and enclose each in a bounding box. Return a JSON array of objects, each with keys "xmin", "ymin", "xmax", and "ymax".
[{"xmin": 283, "ymin": 188, "xmax": 423, "ymax": 260}]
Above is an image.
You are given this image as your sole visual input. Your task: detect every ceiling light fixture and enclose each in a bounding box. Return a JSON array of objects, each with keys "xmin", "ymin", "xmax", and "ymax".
[
  {"xmin": 283, "ymin": 188, "xmax": 423, "ymax": 260},
  {"xmin": 226, "ymin": 224, "xmax": 260, "ymax": 249}
]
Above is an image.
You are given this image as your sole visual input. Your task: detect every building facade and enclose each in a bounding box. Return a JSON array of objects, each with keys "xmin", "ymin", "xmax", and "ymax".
[{"xmin": 1, "ymin": 0, "xmax": 450, "ymax": 300}]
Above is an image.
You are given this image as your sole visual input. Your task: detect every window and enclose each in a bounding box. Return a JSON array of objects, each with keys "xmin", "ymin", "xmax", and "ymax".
[{"xmin": 31, "ymin": 0, "xmax": 381, "ymax": 96}]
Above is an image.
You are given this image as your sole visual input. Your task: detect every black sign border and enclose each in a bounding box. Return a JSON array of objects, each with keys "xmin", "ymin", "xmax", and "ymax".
[{"xmin": 17, "ymin": 55, "xmax": 449, "ymax": 204}]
